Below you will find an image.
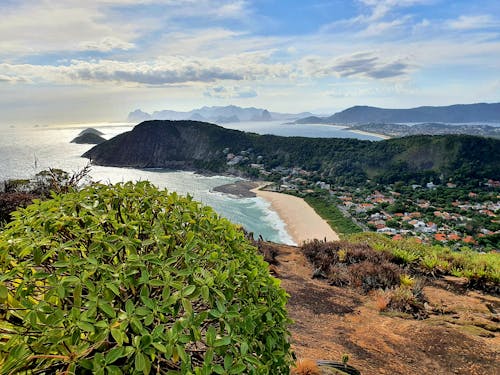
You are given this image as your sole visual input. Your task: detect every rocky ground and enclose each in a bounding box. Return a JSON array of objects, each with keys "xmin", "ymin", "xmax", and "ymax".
[{"xmin": 270, "ymin": 244, "xmax": 499, "ymax": 375}]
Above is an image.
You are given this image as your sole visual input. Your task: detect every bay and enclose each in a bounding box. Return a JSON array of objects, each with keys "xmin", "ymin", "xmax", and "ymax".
[{"xmin": 0, "ymin": 120, "xmax": 382, "ymax": 244}]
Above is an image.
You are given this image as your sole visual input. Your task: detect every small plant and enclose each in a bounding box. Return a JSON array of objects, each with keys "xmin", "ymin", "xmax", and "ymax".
[
  {"xmin": 400, "ymin": 274, "xmax": 415, "ymax": 288},
  {"xmin": 291, "ymin": 358, "xmax": 321, "ymax": 375},
  {"xmin": 375, "ymin": 290, "xmax": 391, "ymax": 312},
  {"xmin": 341, "ymin": 353, "xmax": 349, "ymax": 364}
]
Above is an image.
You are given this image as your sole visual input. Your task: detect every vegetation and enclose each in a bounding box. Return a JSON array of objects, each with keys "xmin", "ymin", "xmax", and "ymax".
[
  {"xmin": 1, "ymin": 167, "xmax": 92, "ymax": 227},
  {"xmin": 84, "ymin": 121, "xmax": 500, "ymax": 187},
  {"xmin": 301, "ymin": 240, "xmax": 427, "ymax": 318},
  {"xmin": 303, "ymin": 194, "xmax": 362, "ymax": 235},
  {"xmin": 0, "ymin": 182, "xmax": 292, "ymax": 374},
  {"xmin": 345, "ymin": 233, "xmax": 500, "ymax": 293}
]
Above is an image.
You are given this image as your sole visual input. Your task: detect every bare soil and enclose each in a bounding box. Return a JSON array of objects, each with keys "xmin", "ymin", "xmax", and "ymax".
[{"xmin": 271, "ymin": 244, "xmax": 500, "ymax": 375}]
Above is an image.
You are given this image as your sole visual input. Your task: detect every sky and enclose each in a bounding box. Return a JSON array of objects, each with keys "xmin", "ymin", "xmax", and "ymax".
[{"xmin": 1, "ymin": 0, "xmax": 500, "ymax": 125}]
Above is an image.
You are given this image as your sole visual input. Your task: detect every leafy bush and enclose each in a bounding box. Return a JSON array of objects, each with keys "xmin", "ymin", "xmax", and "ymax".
[{"xmin": 0, "ymin": 182, "xmax": 292, "ymax": 374}]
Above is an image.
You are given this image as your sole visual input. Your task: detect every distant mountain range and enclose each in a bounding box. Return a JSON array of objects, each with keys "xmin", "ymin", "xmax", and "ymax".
[
  {"xmin": 296, "ymin": 103, "xmax": 500, "ymax": 124},
  {"xmin": 128, "ymin": 105, "xmax": 312, "ymax": 124}
]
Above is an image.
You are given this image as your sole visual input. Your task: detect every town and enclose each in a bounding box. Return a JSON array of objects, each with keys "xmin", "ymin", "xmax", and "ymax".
[{"xmin": 225, "ymin": 148, "xmax": 500, "ymax": 251}]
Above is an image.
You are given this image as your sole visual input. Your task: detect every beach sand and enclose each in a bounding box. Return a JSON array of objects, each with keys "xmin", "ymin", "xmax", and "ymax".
[
  {"xmin": 253, "ymin": 188, "xmax": 339, "ymax": 245},
  {"xmin": 348, "ymin": 129, "xmax": 391, "ymax": 140}
]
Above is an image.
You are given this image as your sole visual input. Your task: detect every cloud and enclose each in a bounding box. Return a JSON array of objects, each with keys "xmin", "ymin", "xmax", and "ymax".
[
  {"xmin": 359, "ymin": 0, "xmax": 434, "ymax": 21},
  {"xmin": 447, "ymin": 15, "xmax": 500, "ymax": 30},
  {"xmin": 204, "ymin": 85, "xmax": 257, "ymax": 99},
  {"xmin": 0, "ymin": 0, "xmax": 251, "ymax": 57},
  {"xmin": 301, "ymin": 52, "xmax": 412, "ymax": 80},
  {"xmin": 0, "ymin": 55, "xmax": 290, "ymax": 86},
  {"xmin": 79, "ymin": 37, "xmax": 136, "ymax": 52}
]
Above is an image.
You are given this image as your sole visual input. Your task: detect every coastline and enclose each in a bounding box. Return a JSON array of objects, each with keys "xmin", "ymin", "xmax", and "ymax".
[
  {"xmin": 252, "ymin": 187, "xmax": 339, "ymax": 245},
  {"xmin": 347, "ymin": 129, "xmax": 391, "ymax": 140}
]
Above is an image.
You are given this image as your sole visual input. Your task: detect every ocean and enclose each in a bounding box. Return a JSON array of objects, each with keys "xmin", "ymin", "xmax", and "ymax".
[{"xmin": 0, "ymin": 121, "xmax": 382, "ymax": 244}]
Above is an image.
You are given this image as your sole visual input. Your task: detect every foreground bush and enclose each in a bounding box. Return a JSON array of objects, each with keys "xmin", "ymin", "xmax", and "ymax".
[{"xmin": 0, "ymin": 182, "xmax": 292, "ymax": 374}]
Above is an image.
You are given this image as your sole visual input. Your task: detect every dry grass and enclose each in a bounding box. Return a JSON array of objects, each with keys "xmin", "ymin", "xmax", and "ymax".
[{"xmin": 291, "ymin": 358, "xmax": 321, "ymax": 375}]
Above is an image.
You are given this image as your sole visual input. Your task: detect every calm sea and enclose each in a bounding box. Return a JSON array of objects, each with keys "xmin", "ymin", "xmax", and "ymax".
[{"xmin": 0, "ymin": 121, "xmax": 382, "ymax": 244}]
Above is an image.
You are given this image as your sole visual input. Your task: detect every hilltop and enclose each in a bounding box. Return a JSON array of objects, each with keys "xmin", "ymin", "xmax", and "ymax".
[
  {"xmin": 83, "ymin": 120, "xmax": 500, "ymax": 186},
  {"xmin": 296, "ymin": 102, "xmax": 500, "ymax": 125},
  {"xmin": 266, "ymin": 240, "xmax": 499, "ymax": 375}
]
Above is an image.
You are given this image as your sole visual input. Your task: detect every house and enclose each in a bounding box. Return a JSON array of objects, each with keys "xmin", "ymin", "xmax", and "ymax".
[{"xmin": 434, "ymin": 233, "xmax": 447, "ymax": 242}]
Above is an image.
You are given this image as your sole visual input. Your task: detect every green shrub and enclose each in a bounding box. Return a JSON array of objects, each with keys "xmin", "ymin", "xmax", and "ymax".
[{"xmin": 0, "ymin": 182, "xmax": 292, "ymax": 374}]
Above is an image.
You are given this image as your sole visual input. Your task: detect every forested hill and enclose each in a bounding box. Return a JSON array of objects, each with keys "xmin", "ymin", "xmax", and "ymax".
[
  {"xmin": 298, "ymin": 102, "xmax": 500, "ymax": 124},
  {"xmin": 83, "ymin": 120, "xmax": 500, "ymax": 186}
]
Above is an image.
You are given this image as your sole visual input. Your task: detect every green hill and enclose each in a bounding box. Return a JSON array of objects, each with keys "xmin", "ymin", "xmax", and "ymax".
[{"xmin": 83, "ymin": 120, "xmax": 500, "ymax": 186}]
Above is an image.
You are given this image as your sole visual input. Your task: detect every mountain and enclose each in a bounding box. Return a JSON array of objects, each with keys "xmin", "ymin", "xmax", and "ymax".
[
  {"xmin": 127, "ymin": 105, "xmax": 313, "ymax": 123},
  {"xmin": 296, "ymin": 103, "xmax": 500, "ymax": 124},
  {"xmin": 83, "ymin": 120, "xmax": 500, "ymax": 186}
]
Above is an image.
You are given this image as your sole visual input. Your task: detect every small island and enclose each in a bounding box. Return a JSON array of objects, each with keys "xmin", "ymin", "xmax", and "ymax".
[{"xmin": 71, "ymin": 128, "xmax": 106, "ymax": 144}]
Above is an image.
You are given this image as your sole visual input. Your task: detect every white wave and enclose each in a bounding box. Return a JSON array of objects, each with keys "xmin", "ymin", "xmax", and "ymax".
[{"xmin": 247, "ymin": 197, "xmax": 297, "ymax": 246}]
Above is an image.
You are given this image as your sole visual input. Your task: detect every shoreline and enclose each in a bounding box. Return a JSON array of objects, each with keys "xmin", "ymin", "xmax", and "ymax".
[
  {"xmin": 347, "ymin": 129, "xmax": 391, "ymax": 140},
  {"xmin": 252, "ymin": 187, "xmax": 339, "ymax": 245}
]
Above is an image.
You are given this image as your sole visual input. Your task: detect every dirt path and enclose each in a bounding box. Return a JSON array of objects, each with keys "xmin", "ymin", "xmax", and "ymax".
[{"xmin": 272, "ymin": 244, "xmax": 500, "ymax": 375}]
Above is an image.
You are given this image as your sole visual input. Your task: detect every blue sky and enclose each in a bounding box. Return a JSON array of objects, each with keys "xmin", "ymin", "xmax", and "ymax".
[{"xmin": 1, "ymin": 0, "xmax": 499, "ymax": 125}]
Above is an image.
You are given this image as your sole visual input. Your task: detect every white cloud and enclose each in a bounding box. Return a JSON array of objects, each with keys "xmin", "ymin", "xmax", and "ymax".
[
  {"xmin": 447, "ymin": 15, "xmax": 500, "ymax": 30},
  {"xmin": 0, "ymin": 55, "xmax": 291, "ymax": 86},
  {"xmin": 359, "ymin": 0, "xmax": 435, "ymax": 21},
  {"xmin": 204, "ymin": 85, "xmax": 257, "ymax": 99},
  {"xmin": 300, "ymin": 52, "xmax": 413, "ymax": 80},
  {"xmin": 0, "ymin": 0, "xmax": 251, "ymax": 57}
]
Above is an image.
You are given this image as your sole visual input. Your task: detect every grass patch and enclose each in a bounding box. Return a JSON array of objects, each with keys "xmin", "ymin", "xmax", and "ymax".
[{"xmin": 304, "ymin": 194, "xmax": 362, "ymax": 235}]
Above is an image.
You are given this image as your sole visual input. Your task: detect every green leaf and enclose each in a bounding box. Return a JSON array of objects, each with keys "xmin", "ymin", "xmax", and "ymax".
[
  {"xmin": 135, "ymin": 307, "xmax": 151, "ymax": 316},
  {"xmin": 135, "ymin": 352, "xmax": 146, "ymax": 372},
  {"xmin": 229, "ymin": 364, "xmax": 246, "ymax": 374},
  {"xmin": 182, "ymin": 285, "xmax": 196, "ymax": 297},
  {"xmin": 106, "ymin": 365, "xmax": 123, "ymax": 375},
  {"xmin": 213, "ymin": 364, "xmax": 225, "ymax": 374},
  {"xmin": 99, "ymin": 302, "xmax": 116, "ymax": 318},
  {"xmin": 214, "ymin": 336, "xmax": 231, "ymax": 347},
  {"xmin": 240, "ymin": 341, "xmax": 248, "ymax": 356},
  {"xmin": 105, "ymin": 347, "xmax": 125, "ymax": 364},
  {"xmin": 201, "ymin": 285, "xmax": 209, "ymax": 301},
  {"xmin": 224, "ymin": 354, "xmax": 233, "ymax": 370},
  {"xmin": 140, "ymin": 334, "xmax": 153, "ymax": 349},
  {"xmin": 107, "ymin": 284, "xmax": 120, "ymax": 296},
  {"xmin": 182, "ymin": 298, "xmax": 193, "ymax": 315},
  {"xmin": 0, "ymin": 284, "xmax": 8, "ymax": 301},
  {"xmin": 77, "ymin": 321, "xmax": 95, "ymax": 333},
  {"xmin": 110, "ymin": 328, "xmax": 124, "ymax": 346},
  {"xmin": 206, "ymin": 326, "xmax": 216, "ymax": 346}
]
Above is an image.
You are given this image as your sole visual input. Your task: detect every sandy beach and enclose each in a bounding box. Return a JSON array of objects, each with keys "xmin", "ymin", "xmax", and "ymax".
[
  {"xmin": 348, "ymin": 129, "xmax": 391, "ymax": 140},
  {"xmin": 253, "ymin": 188, "xmax": 339, "ymax": 245}
]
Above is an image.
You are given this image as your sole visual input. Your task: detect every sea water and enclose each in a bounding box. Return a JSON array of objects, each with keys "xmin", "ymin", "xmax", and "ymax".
[{"xmin": 0, "ymin": 121, "xmax": 382, "ymax": 244}]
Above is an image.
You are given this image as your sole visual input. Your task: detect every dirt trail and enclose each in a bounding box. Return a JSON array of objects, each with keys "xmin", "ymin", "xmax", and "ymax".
[{"xmin": 272, "ymin": 244, "xmax": 500, "ymax": 375}]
